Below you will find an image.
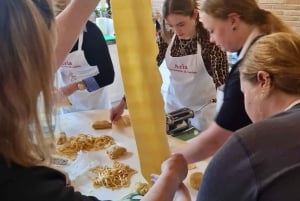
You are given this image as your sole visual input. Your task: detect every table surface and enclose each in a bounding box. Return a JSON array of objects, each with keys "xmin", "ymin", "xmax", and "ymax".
[{"xmin": 54, "ymin": 109, "xmax": 208, "ymax": 201}]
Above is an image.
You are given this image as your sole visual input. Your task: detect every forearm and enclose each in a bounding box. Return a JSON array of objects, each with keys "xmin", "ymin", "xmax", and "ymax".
[
  {"xmin": 142, "ymin": 173, "xmax": 181, "ymax": 201},
  {"xmin": 176, "ymin": 122, "xmax": 232, "ymax": 163},
  {"xmin": 60, "ymin": 81, "xmax": 84, "ymax": 96},
  {"xmin": 55, "ymin": 0, "xmax": 100, "ymax": 68},
  {"xmin": 177, "ymin": 133, "xmax": 219, "ymax": 164},
  {"xmin": 110, "ymin": 97, "xmax": 126, "ymax": 122}
]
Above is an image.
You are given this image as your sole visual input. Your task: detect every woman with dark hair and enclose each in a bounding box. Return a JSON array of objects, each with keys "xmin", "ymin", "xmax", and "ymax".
[{"xmin": 156, "ymin": 0, "xmax": 228, "ymax": 131}]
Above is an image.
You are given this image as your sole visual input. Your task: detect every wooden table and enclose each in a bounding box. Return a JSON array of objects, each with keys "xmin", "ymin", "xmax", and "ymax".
[{"xmin": 53, "ymin": 109, "xmax": 208, "ymax": 201}]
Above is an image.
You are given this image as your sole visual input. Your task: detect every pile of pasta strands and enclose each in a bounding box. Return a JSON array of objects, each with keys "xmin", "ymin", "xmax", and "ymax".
[
  {"xmin": 56, "ymin": 134, "xmax": 115, "ymax": 159},
  {"xmin": 90, "ymin": 161, "xmax": 137, "ymax": 190}
]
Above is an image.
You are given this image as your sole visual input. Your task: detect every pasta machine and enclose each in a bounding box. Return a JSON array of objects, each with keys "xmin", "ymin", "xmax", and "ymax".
[
  {"xmin": 166, "ymin": 107, "xmax": 194, "ymax": 135},
  {"xmin": 166, "ymin": 99, "xmax": 217, "ymax": 135}
]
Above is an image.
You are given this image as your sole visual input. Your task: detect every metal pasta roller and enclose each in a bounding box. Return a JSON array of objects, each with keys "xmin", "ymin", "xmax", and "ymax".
[
  {"xmin": 165, "ymin": 99, "xmax": 217, "ymax": 135},
  {"xmin": 166, "ymin": 108, "xmax": 194, "ymax": 135}
]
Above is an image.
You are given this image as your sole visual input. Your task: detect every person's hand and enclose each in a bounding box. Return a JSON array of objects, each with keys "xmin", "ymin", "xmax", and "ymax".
[
  {"xmin": 151, "ymin": 153, "xmax": 188, "ymax": 184},
  {"xmin": 144, "ymin": 154, "xmax": 190, "ymax": 201},
  {"xmin": 110, "ymin": 98, "xmax": 126, "ymax": 122},
  {"xmin": 161, "ymin": 153, "xmax": 188, "ymax": 182},
  {"xmin": 59, "ymin": 82, "xmax": 78, "ymax": 96},
  {"xmin": 53, "ymin": 87, "xmax": 72, "ymax": 107}
]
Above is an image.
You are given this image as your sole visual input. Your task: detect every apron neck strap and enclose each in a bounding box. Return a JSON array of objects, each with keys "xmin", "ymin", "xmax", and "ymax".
[{"xmin": 78, "ymin": 32, "xmax": 84, "ymax": 50}]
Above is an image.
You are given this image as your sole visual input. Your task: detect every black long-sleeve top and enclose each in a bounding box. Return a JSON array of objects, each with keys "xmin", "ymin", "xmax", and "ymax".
[{"xmin": 70, "ymin": 21, "xmax": 115, "ymax": 92}]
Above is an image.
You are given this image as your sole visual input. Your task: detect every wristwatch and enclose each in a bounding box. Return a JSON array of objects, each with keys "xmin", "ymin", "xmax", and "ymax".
[{"xmin": 77, "ymin": 81, "xmax": 87, "ymax": 90}]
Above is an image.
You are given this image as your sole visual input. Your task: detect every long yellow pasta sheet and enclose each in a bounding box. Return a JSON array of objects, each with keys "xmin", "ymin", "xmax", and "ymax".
[{"xmin": 111, "ymin": 0, "xmax": 170, "ymax": 183}]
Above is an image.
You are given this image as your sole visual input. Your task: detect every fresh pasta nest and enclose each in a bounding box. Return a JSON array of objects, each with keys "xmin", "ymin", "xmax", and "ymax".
[
  {"xmin": 134, "ymin": 182, "xmax": 150, "ymax": 195},
  {"xmin": 89, "ymin": 161, "xmax": 137, "ymax": 190},
  {"xmin": 56, "ymin": 133, "xmax": 115, "ymax": 159}
]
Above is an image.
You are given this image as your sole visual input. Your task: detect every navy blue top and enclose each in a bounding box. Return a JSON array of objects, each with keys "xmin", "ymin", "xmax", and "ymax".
[
  {"xmin": 215, "ymin": 60, "xmax": 252, "ymax": 131},
  {"xmin": 197, "ymin": 104, "xmax": 300, "ymax": 201}
]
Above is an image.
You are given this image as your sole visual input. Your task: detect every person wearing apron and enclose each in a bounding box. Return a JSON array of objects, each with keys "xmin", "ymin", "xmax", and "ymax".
[
  {"xmin": 165, "ymin": 35, "xmax": 216, "ymax": 131},
  {"xmin": 156, "ymin": 0, "xmax": 228, "ymax": 131},
  {"xmin": 57, "ymin": 23, "xmax": 114, "ymax": 113}
]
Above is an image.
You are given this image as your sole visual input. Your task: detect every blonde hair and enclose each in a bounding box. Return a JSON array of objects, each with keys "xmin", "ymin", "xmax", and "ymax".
[
  {"xmin": 201, "ymin": 0, "xmax": 293, "ymax": 34},
  {"xmin": 161, "ymin": 0, "xmax": 199, "ymax": 42},
  {"xmin": 240, "ymin": 33, "xmax": 300, "ymax": 95},
  {"xmin": 0, "ymin": 0, "xmax": 55, "ymax": 166}
]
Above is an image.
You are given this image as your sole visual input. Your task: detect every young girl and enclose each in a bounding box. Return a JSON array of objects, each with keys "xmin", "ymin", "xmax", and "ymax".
[{"xmin": 157, "ymin": 0, "xmax": 228, "ymax": 131}]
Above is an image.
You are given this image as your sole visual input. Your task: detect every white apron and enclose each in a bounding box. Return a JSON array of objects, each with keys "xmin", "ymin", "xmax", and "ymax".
[
  {"xmin": 165, "ymin": 36, "xmax": 216, "ymax": 130},
  {"xmin": 57, "ymin": 32, "xmax": 111, "ymax": 113}
]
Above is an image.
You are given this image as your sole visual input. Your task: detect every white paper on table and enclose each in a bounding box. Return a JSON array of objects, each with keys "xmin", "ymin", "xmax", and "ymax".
[
  {"xmin": 55, "ymin": 110, "xmax": 209, "ymax": 201},
  {"xmin": 65, "ymin": 151, "xmax": 99, "ymax": 180}
]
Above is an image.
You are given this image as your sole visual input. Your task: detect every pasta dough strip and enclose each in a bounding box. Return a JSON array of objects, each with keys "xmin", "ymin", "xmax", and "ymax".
[{"xmin": 111, "ymin": 0, "xmax": 170, "ymax": 183}]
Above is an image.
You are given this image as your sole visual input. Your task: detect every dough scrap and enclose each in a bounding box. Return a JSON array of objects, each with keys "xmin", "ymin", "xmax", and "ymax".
[{"xmin": 92, "ymin": 120, "xmax": 112, "ymax": 129}]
